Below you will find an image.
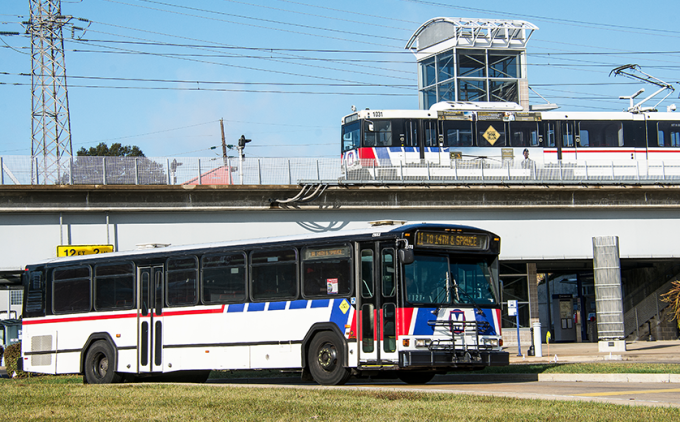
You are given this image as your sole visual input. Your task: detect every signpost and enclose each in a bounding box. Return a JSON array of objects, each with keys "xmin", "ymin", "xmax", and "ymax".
[
  {"xmin": 508, "ymin": 300, "xmax": 522, "ymax": 356},
  {"xmin": 57, "ymin": 245, "xmax": 114, "ymax": 257}
]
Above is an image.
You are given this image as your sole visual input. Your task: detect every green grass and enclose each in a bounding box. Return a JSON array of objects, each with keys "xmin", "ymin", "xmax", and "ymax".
[{"xmin": 1, "ymin": 378, "xmax": 678, "ymax": 421}]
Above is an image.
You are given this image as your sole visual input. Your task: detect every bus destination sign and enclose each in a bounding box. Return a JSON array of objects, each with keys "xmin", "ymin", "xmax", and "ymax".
[
  {"xmin": 415, "ymin": 232, "xmax": 487, "ymax": 250},
  {"xmin": 57, "ymin": 244, "xmax": 114, "ymax": 257}
]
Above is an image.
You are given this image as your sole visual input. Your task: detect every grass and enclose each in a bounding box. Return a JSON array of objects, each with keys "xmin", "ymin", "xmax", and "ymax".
[
  {"xmin": 1, "ymin": 377, "xmax": 679, "ymax": 421},
  {"xmin": 467, "ymin": 362, "xmax": 680, "ymax": 375}
]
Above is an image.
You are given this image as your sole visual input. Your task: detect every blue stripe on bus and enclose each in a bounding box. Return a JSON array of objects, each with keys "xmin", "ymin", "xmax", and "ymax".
[
  {"xmin": 329, "ymin": 299, "xmax": 350, "ymax": 331},
  {"xmin": 404, "ymin": 147, "xmax": 416, "ymax": 153},
  {"xmin": 388, "ymin": 147, "xmax": 402, "ymax": 153},
  {"xmin": 248, "ymin": 303, "xmax": 266, "ymax": 312},
  {"xmin": 268, "ymin": 302, "xmax": 287, "ymax": 311},
  {"xmin": 413, "ymin": 308, "xmax": 436, "ymax": 335},
  {"xmin": 476, "ymin": 308, "xmax": 497, "ymax": 335},
  {"xmin": 289, "ymin": 300, "xmax": 308, "ymax": 310},
  {"xmin": 310, "ymin": 299, "xmax": 330, "ymax": 308},
  {"xmin": 374, "ymin": 148, "xmax": 390, "ymax": 160},
  {"xmin": 227, "ymin": 303, "xmax": 245, "ymax": 313}
]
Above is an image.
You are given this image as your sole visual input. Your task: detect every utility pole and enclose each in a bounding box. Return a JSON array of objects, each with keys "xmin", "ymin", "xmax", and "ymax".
[
  {"xmin": 26, "ymin": 0, "xmax": 74, "ymax": 185},
  {"xmin": 220, "ymin": 119, "xmax": 228, "ymax": 166}
]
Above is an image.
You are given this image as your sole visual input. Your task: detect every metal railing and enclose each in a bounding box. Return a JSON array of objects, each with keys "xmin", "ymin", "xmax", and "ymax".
[{"xmin": 3, "ymin": 155, "xmax": 680, "ymax": 186}]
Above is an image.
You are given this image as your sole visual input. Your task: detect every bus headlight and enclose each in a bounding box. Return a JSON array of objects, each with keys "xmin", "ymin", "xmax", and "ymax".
[
  {"xmin": 415, "ymin": 339, "xmax": 431, "ymax": 348},
  {"xmin": 482, "ymin": 338, "xmax": 499, "ymax": 347}
]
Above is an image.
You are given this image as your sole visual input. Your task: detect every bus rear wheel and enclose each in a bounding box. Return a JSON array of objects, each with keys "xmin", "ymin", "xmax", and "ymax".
[
  {"xmin": 398, "ymin": 371, "xmax": 436, "ymax": 384},
  {"xmin": 308, "ymin": 332, "xmax": 350, "ymax": 385},
  {"xmin": 84, "ymin": 340, "xmax": 123, "ymax": 384}
]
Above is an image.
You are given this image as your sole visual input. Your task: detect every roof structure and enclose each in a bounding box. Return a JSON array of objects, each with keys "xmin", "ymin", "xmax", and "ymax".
[{"xmin": 405, "ymin": 17, "xmax": 538, "ymax": 52}]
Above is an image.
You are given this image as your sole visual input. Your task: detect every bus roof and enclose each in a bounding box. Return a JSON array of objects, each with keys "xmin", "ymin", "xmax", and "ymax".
[{"xmin": 27, "ymin": 222, "xmax": 493, "ymax": 268}]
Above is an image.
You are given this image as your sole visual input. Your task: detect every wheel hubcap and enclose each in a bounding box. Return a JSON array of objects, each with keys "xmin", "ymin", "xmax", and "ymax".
[{"xmin": 317, "ymin": 343, "xmax": 337, "ymax": 371}]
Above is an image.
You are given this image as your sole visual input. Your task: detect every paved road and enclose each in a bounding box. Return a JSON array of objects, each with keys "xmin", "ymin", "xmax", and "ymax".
[{"xmin": 209, "ymin": 376, "xmax": 680, "ymax": 408}]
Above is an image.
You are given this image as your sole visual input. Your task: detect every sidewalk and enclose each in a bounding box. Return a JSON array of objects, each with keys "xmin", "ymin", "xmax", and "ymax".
[{"xmin": 508, "ymin": 340, "xmax": 680, "ymax": 364}]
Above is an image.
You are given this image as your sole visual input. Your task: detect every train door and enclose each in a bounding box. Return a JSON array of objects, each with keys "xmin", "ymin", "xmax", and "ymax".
[
  {"xmin": 357, "ymin": 242, "xmax": 399, "ymax": 366},
  {"xmin": 395, "ymin": 119, "xmax": 420, "ymax": 165},
  {"xmin": 422, "ymin": 119, "xmax": 445, "ymax": 165},
  {"xmin": 560, "ymin": 121, "xmax": 578, "ymax": 163},
  {"xmin": 137, "ymin": 266, "xmax": 164, "ymax": 374}
]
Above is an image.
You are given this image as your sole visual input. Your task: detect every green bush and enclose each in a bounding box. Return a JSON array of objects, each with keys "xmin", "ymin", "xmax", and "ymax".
[{"xmin": 4, "ymin": 342, "xmax": 30, "ymax": 378}]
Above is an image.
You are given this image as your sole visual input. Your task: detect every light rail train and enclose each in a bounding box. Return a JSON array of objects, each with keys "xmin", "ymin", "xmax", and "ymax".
[{"xmin": 341, "ymin": 102, "xmax": 680, "ymax": 176}]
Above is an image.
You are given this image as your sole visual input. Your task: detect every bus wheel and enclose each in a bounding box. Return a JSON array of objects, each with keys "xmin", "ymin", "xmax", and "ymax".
[
  {"xmin": 398, "ymin": 371, "xmax": 436, "ymax": 384},
  {"xmin": 84, "ymin": 341, "xmax": 123, "ymax": 384},
  {"xmin": 308, "ymin": 332, "xmax": 350, "ymax": 385}
]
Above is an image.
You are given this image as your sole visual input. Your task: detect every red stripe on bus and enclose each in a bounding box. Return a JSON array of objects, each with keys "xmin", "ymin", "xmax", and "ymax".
[
  {"xmin": 22, "ymin": 312, "xmax": 137, "ymax": 325},
  {"xmin": 22, "ymin": 305, "xmax": 226, "ymax": 325},
  {"xmin": 397, "ymin": 307, "xmax": 415, "ymax": 336},
  {"xmin": 357, "ymin": 147, "xmax": 376, "ymax": 160}
]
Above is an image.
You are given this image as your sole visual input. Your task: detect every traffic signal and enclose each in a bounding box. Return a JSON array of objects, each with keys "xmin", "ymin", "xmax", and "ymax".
[{"xmin": 238, "ymin": 135, "xmax": 251, "ymax": 148}]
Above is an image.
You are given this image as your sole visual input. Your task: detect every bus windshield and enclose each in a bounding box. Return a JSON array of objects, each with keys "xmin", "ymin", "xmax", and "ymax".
[{"xmin": 404, "ymin": 254, "xmax": 497, "ymax": 306}]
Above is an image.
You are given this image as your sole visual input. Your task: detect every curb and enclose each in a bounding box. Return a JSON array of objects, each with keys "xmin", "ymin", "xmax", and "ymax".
[{"xmin": 537, "ymin": 373, "xmax": 680, "ymax": 383}]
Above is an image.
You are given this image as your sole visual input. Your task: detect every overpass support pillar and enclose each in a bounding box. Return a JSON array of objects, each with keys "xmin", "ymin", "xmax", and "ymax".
[{"xmin": 593, "ymin": 236, "xmax": 626, "ymax": 352}]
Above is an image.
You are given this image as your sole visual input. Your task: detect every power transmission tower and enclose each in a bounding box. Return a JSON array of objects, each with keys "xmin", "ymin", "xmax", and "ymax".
[{"xmin": 26, "ymin": 0, "xmax": 73, "ymax": 184}]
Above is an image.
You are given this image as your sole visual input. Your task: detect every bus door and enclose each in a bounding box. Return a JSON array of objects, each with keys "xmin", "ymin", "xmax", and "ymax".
[
  {"xmin": 357, "ymin": 242, "xmax": 399, "ymax": 366},
  {"xmin": 137, "ymin": 266, "xmax": 164, "ymax": 374}
]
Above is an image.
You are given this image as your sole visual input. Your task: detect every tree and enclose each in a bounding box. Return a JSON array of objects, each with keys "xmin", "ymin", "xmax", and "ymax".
[
  {"xmin": 77, "ymin": 142, "xmax": 145, "ymax": 157},
  {"xmin": 66, "ymin": 142, "xmax": 166, "ymax": 185}
]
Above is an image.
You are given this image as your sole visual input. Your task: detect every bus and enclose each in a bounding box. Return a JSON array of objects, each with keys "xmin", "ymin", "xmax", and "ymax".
[
  {"xmin": 20, "ymin": 222, "xmax": 507, "ymax": 385},
  {"xmin": 341, "ymin": 101, "xmax": 680, "ymax": 178}
]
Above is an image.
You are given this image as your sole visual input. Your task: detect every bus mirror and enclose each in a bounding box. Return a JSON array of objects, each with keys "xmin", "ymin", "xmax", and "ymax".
[{"xmin": 399, "ymin": 249, "xmax": 414, "ymax": 265}]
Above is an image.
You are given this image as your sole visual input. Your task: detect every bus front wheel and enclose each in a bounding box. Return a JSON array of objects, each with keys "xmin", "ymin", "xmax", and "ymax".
[
  {"xmin": 83, "ymin": 340, "xmax": 123, "ymax": 384},
  {"xmin": 308, "ymin": 332, "xmax": 350, "ymax": 385}
]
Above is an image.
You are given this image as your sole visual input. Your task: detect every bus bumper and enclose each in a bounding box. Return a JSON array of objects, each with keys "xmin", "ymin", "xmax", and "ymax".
[{"xmin": 399, "ymin": 350, "xmax": 509, "ymax": 368}]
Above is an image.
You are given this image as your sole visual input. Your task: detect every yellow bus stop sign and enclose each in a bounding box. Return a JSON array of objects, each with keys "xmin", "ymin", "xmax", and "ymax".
[{"xmin": 57, "ymin": 245, "xmax": 114, "ymax": 257}]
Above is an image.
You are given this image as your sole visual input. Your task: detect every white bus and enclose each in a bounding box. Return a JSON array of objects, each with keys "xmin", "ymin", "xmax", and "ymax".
[{"xmin": 20, "ymin": 222, "xmax": 508, "ymax": 385}]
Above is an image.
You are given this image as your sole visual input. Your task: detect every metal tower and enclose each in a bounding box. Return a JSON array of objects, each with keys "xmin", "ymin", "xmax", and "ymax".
[{"xmin": 27, "ymin": 0, "xmax": 73, "ymax": 184}]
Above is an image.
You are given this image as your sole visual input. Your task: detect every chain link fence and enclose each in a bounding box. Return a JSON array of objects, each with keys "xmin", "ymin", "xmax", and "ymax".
[{"xmin": 3, "ymin": 155, "xmax": 680, "ymax": 185}]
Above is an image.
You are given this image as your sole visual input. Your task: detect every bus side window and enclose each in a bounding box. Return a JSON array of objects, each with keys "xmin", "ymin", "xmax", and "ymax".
[
  {"xmin": 250, "ymin": 249, "xmax": 298, "ymax": 301},
  {"xmin": 301, "ymin": 245, "xmax": 352, "ymax": 298},
  {"xmin": 201, "ymin": 252, "xmax": 247, "ymax": 304},
  {"xmin": 94, "ymin": 262, "xmax": 135, "ymax": 311},
  {"xmin": 167, "ymin": 256, "xmax": 198, "ymax": 306},
  {"xmin": 25, "ymin": 271, "xmax": 45, "ymax": 317},
  {"xmin": 53, "ymin": 266, "xmax": 91, "ymax": 314},
  {"xmin": 360, "ymin": 249, "xmax": 374, "ymax": 298}
]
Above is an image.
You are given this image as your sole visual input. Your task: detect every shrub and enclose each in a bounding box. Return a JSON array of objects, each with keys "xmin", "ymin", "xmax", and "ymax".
[
  {"xmin": 661, "ymin": 280, "xmax": 680, "ymax": 330},
  {"xmin": 4, "ymin": 342, "xmax": 31, "ymax": 378}
]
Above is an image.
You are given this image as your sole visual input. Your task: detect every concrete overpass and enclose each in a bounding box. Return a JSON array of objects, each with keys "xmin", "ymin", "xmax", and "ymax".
[{"xmin": 1, "ymin": 183, "xmax": 679, "ymax": 344}]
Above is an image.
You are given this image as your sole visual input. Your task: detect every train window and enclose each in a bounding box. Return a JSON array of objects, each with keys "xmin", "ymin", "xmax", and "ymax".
[
  {"xmin": 442, "ymin": 121, "xmax": 473, "ymax": 147},
  {"xmin": 53, "ymin": 266, "xmax": 91, "ymax": 314},
  {"xmin": 342, "ymin": 121, "xmax": 361, "ymax": 152},
  {"xmin": 657, "ymin": 122, "xmax": 680, "ymax": 147},
  {"xmin": 578, "ymin": 121, "xmax": 623, "ymax": 147},
  {"xmin": 94, "ymin": 262, "xmax": 135, "ymax": 311},
  {"xmin": 167, "ymin": 256, "xmax": 198, "ymax": 307},
  {"xmin": 477, "ymin": 121, "xmax": 506, "ymax": 147},
  {"xmin": 509, "ymin": 122, "xmax": 539, "ymax": 147},
  {"xmin": 363, "ymin": 120, "xmax": 393, "ymax": 147},
  {"xmin": 201, "ymin": 252, "xmax": 247, "ymax": 304}
]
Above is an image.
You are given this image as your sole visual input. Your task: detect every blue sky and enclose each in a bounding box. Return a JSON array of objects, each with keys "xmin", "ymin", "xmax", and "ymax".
[{"xmin": 1, "ymin": 0, "xmax": 678, "ymax": 159}]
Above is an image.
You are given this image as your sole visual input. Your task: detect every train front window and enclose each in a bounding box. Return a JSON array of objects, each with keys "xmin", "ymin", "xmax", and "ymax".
[
  {"xmin": 405, "ymin": 254, "xmax": 497, "ymax": 306},
  {"xmin": 342, "ymin": 121, "xmax": 361, "ymax": 152}
]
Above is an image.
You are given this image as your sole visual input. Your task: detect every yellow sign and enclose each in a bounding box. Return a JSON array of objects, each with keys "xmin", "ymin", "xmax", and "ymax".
[
  {"xmin": 57, "ymin": 245, "xmax": 114, "ymax": 257},
  {"xmin": 339, "ymin": 300, "xmax": 350, "ymax": 315},
  {"xmin": 483, "ymin": 125, "xmax": 501, "ymax": 145}
]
